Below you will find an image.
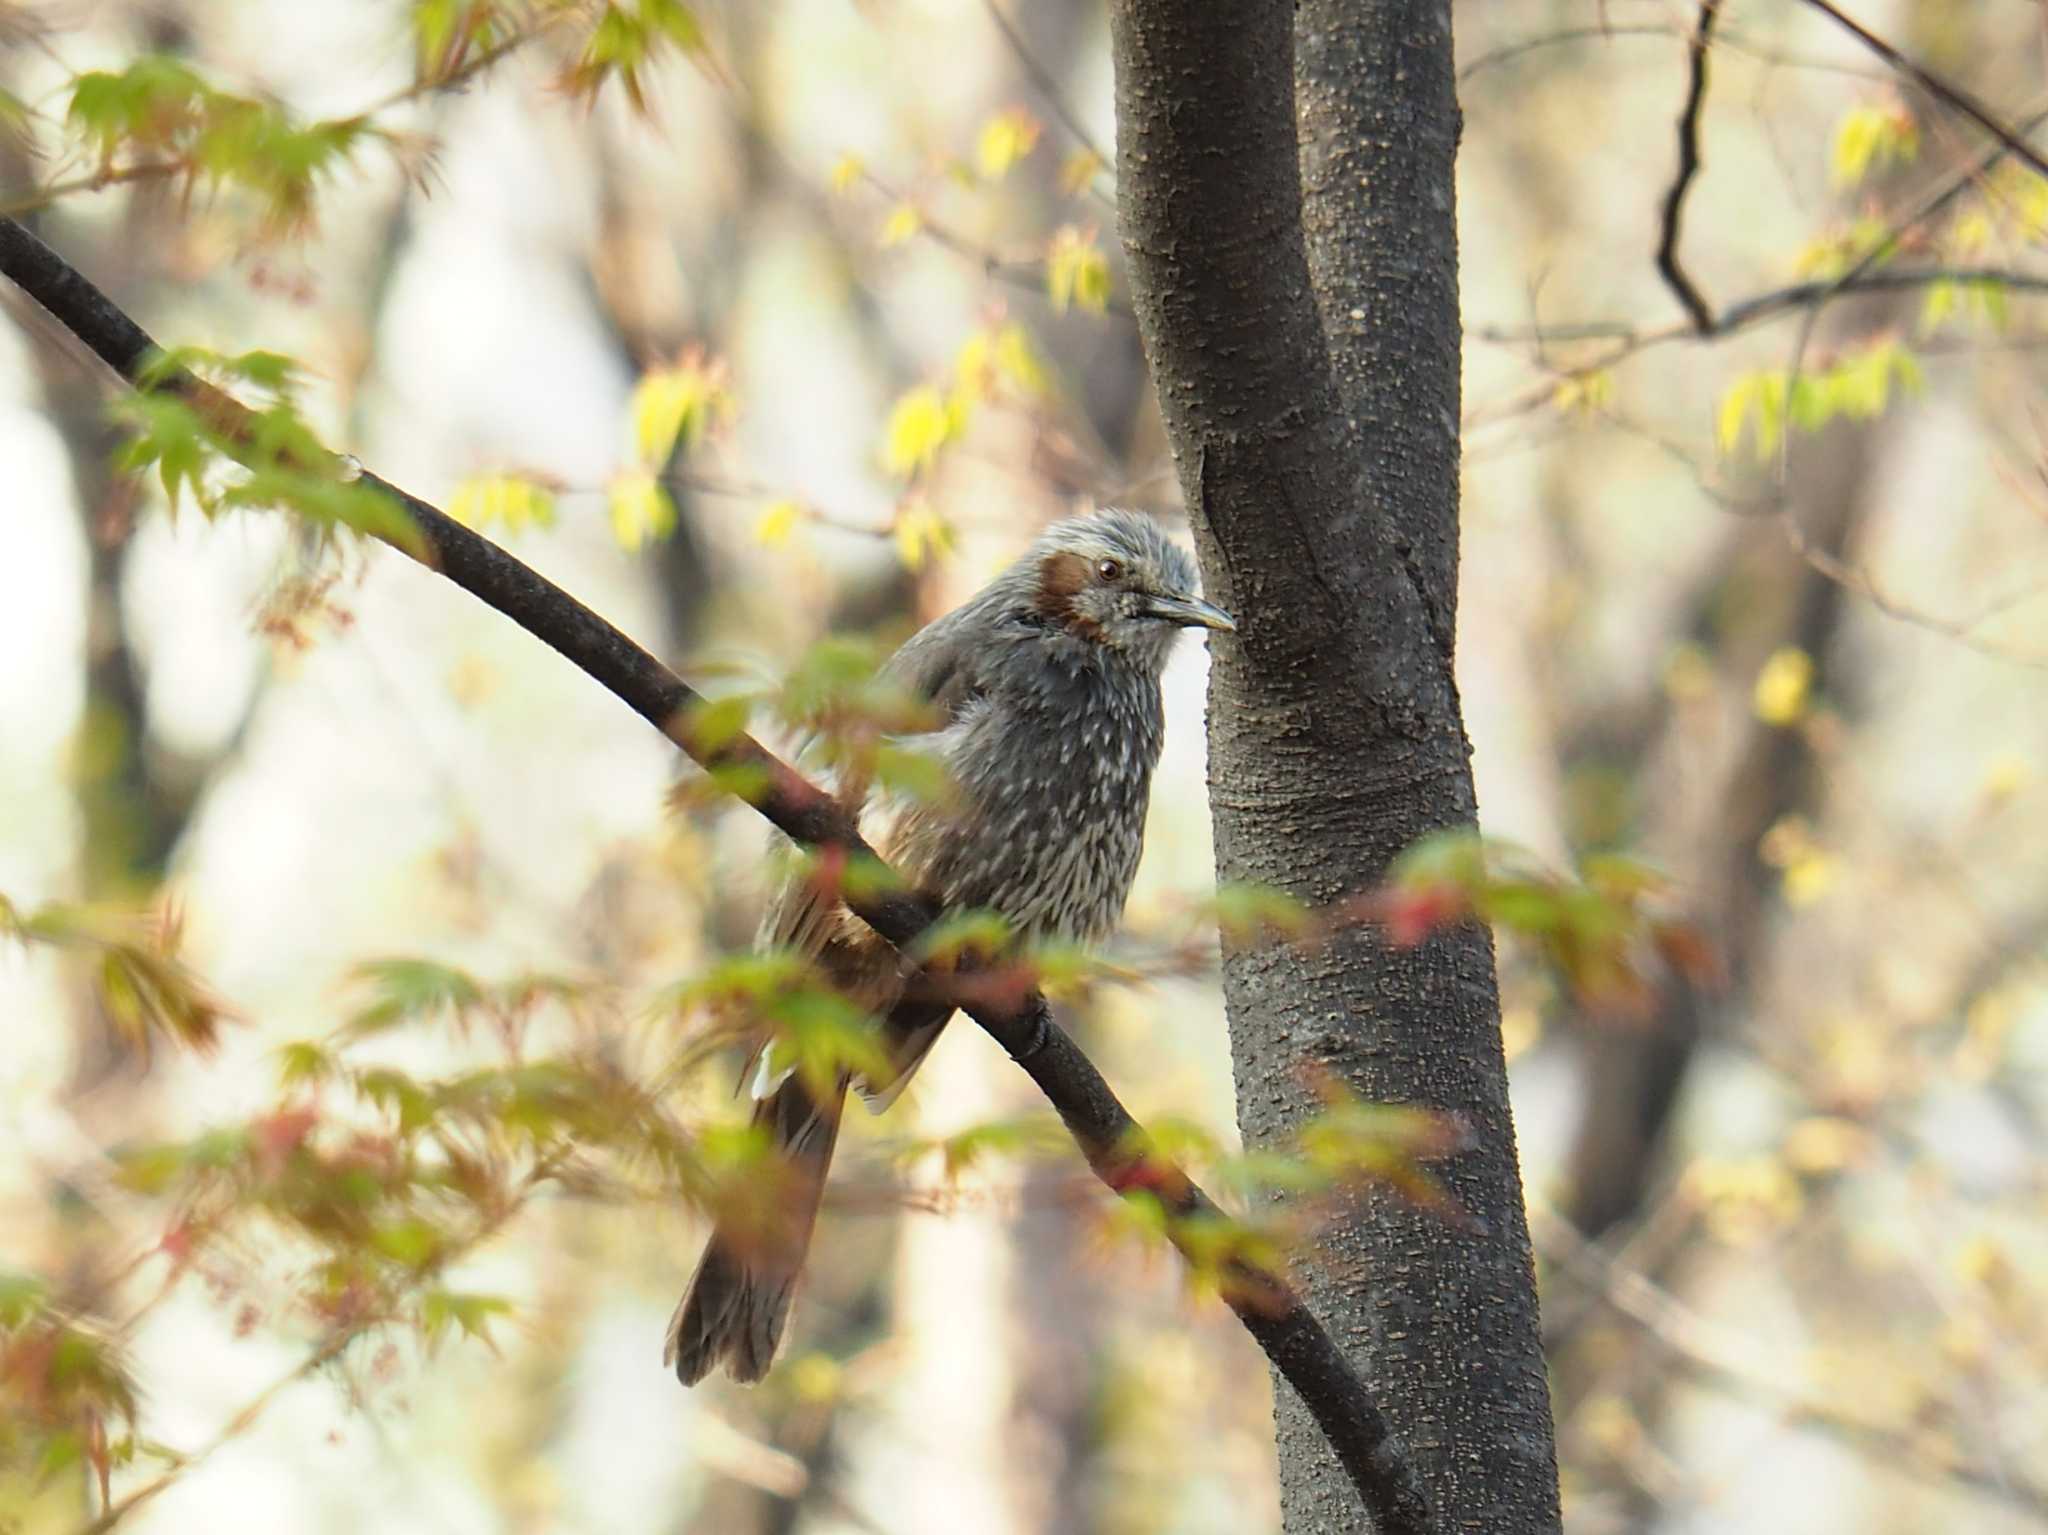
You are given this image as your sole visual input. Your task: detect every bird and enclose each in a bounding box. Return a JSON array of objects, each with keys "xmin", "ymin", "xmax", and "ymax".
[{"xmin": 665, "ymin": 507, "xmax": 1235, "ymax": 1385}]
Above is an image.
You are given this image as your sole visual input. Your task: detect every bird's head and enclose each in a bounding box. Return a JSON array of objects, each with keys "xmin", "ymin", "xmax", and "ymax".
[{"xmin": 1022, "ymin": 508, "xmax": 1234, "ymax": 669}]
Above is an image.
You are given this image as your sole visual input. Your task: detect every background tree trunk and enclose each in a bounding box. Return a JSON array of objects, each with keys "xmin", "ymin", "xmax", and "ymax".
[{"xmin": 1109, "ymin": 2, "xmax": 1561, "ymax": 1530}]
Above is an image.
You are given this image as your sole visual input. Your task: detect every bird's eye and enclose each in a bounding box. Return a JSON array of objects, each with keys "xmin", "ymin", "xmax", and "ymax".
[{"xmin": 1096, "ymin": 557, "xmax": 1125, "ymax": 583}]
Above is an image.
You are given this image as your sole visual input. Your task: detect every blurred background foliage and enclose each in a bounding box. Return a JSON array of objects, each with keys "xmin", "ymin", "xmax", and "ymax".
[{"xmin": 2, "ymin": 0, "xmax": 2047, "ymax": 1531}]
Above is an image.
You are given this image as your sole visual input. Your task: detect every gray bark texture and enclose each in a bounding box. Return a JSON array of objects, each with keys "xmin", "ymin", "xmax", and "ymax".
[{"xmin": 1107, "ymin": 2, "xmax": 1562, "ymax": 1531}]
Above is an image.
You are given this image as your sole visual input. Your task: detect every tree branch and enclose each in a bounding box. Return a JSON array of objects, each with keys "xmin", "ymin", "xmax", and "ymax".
[
  {"xmin": 0, "ymin": 214, "xmax": 1429, "ymax": 1535},
  {"xmin": 1457, "ymin": 21, "xmax": 1887, "ymax": 85},
  {"xmin": 1655, "ymin": 1, "xmax": 1722, "ymax": 335},
  {"xmin": 1796, "ymin": 0, "xmax": 2048, "ymax": 185},
  {"xmin": 1466, "ymin": 264, "xmax": 2048, "ymax": 438}
]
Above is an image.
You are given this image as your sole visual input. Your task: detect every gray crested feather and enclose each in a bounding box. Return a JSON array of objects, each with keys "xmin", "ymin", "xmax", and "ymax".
[{"xmin": 670, "ymin": 507, "xmax": 1219, "ymax": 1384}]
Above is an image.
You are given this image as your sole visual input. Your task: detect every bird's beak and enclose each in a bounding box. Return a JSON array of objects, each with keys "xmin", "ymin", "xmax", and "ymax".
[{"xmin": 1142, "ymin": 592, "xmax": 1237, "ymax": 633}]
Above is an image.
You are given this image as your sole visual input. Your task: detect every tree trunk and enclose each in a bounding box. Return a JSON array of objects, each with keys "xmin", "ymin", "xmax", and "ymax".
[{"xmin": 1107, "ymin": 2, "xmax": 1560, "ymax": 1530}]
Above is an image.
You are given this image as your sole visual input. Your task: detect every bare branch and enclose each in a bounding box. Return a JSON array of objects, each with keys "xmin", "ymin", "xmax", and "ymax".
[
  {"xmin": 1459, "ymin": 24, "xmax": 1672, "ymax": 83},
  {"xmin": 1458, "ymin": 22, "xmax": 1889, "ymax": 85},
  {"xmin": 1465, "ymin": 264, "xmax": 2048, "ymax": 421},
  {"xmin": 1655, "ymin": 1, "xmax": 1722, "ymax": 335}
]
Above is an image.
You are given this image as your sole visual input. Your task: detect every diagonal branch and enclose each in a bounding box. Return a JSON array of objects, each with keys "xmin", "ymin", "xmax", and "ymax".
[
  {"xmin": 0, "ymin": 215, "xmax": 1432, "ymax": 1535},
  {"xmin": 1655, "ymin": 0, "xmax": 1722, "ymax": 335},
  {"xmin": 1797, "ymin": 0, "xmax": 2048, "ymax": 185}
]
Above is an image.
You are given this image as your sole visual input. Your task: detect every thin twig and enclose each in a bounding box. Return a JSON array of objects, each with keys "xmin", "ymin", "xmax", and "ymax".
[
  {"xmin": 76, "ymin": 1330, "xmax": 354, "ymax": 1535},
  {"xmin": 360, "ymin": 14, "xmax": 568, "ymax": 119},
  {"xmin": 1, "ymin": 16, "xmax": 557, "ymax": 220},
  {"xmin": 1473, "ymin": 264, "xmax": 2048, "ymax": 348},
  {"xmin": 72, "ymin": 1149, "xmax": 567, "ymax": 1535},
  {"xmin": 1532, "ymin": 1200, "xmax": 2048, "ymax": 1520},
  {"xmin": 1465, "ymin": 264, "xmax": 2048, "ymax": 422},
  {"xmin": 1796, "ymin": 0, "xmax": 2048, "ymax": 184},
  {"xmin": 1655, "ymin": 0, "xmax": 1723, "ymax": 335},
  {"xmin": 1459, "ymin": 24, "xmax": 1672, "ymax": 82},
  {"xmin": 980, "ymin": 0, "xmax": 1116, "ymax": 206},
  {"xmin": 1457, "ymin": 21, "xmax": 1889, "ymax": 85},
  {"xmin": 1775, "ymin": 98, "xmax": 2048, "ymax": 505},
  {"xmin": 0, "ymin": 214, "xmax": 1431, "ymax": 1535},
  {"xmin": 0, "ymin": 163, "xmax": 182, "ymax": 220}
]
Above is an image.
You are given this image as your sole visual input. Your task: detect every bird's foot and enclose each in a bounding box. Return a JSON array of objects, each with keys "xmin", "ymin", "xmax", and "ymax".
[{"xmin": 1011, "ymin": 996, "xmax": 1055, "ymax": 1062}]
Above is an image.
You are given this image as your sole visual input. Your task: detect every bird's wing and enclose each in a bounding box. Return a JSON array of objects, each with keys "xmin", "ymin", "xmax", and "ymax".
[
  {"xmin": 878, "ymin": 599, "xmax": 991, "ymax": 723},
  {"xmin": 754, "ymin": 604, "xmax": 990, "ymax": 957},
  {"xmin": 744, "ymin": 606, "xmax": 993, "ymax": 1109}
]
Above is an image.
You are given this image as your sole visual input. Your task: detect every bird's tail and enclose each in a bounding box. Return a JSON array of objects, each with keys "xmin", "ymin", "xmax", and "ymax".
[{"xmin": 666, "ymin": 1072, "xmax": 847, "ymax": 1384}]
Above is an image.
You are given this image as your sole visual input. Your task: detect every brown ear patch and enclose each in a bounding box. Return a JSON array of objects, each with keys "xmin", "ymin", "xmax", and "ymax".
[{"xmin": 1034, "ymin": 551, "xmax": 1109, "ymax": 642}]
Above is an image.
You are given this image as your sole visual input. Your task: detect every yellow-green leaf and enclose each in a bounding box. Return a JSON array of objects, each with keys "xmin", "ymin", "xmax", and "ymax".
[
  {"xmin": 1715, "ymin": 375, "xmax": 1755, "ymax": 456},
  {"xmin": 448, "ymin": 473, "xmax": 557, "ymax": 533},
  {"xmin": 1059, "ymin": 148, "xmax": 1104, "ymax": 196},
  {"xmin": 883, "ymin": 386, "xmax": 959, "ymax": 478},
  {"xmin": 953, "ymin": 322, "xmax": 1047, "ymax": 402},
  {"xmin": 993, "ymin": 323, "xmax": 1047, "ymax": 396},
  {"xmin": 1046, "ymin": 225, "xmax": 1111, "ymax": 313},
  {"xmin": 630, "ymin": 353, "xmax": 734, "ymax": 467},
  {"xmin": 754, "ymin": 499, "xmax": 802, "ymax": 546},
  {"xmin": 892, "ymin": 500, "xmax": 955, "ymax": 571},
  {"xmin": 1552, "ymin": 370, "xmax": 1613, "ymax": 416},
  {"xmin": 879, "ymin": 203, "xmax": 922, "ymax": 248},
  {"xmin": 608, "ymin": 469, "xmax": 676, "ymax": 550},
  {"xmin": 1830, "ymin": 102, "xmax": 1918, "ymax": 189},
  {"xmin": 1752, "ymin": 647, "xmax": 1813, "ymax": 727},
  {"xmin": 976, "ymin": 107, "xmax": 1042, "ymax": 180}
]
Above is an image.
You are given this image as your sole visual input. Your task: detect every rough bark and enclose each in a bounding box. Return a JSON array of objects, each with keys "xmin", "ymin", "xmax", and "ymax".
[{"xmin": 1109, "ymin": 2, "xmax": 1561, "ymax": 1531}]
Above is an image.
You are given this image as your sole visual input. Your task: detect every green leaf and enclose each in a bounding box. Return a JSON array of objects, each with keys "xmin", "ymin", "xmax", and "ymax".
[
  {"xmin": 1830, "ymin": 101, "xmax": 1918, "ymax": 188},
  {"xmin": 369, "ymin": 1217, "xmax": 443, "ymax": 1268},
  {"xmin": 1047, "ymin": 225, "xmax": 1112, "ymax": 313},
  {"xmin": 7, "ymin": 899, "xmax": 229, "ymax": 1057},
  {"xmin": 608, "ymin": 470, "xmax": 677, "ymax": 550},
  {"xmin": 346, "ymin": 957, "xmax": 486, "ymax": 1037},
  {"xmin": 419, "ymin": 1289, "xmax": 512, "ymax": 1345},
  {"xmin": 412, "ymin": 0, "xmax": 522, "ymax": 82},
  {"xmin": 66, "ymin": 61, "xmax": 370, "ymax": 234},
  {"xmin": 355, "ymin": 1067, "xmax": 435, "ymax": 1132},
  {"xmin": 680, "ymin": 692, "xmax": 755, "ymax": 754},
  {"xmin": 910, "ymin": 909, "xmax": 1014, "ymax": 967},
  {"xmin": 36, "ymin": 1428, "xmax": 84, "ymax": 1482},
  {"xmin": 275, "ymin": 1039, "xmax": 334, "ymax": 1088},
  {"xmin": 872, "ymin": 742, "xmax": 954, "ymax": 805},
  {"xmin": 0, "ymin": 1270, "xmax": 49, "ymax": 1329},
  {"xmin": 926, "ymin": 1115, "xmax": 1067, "ymax": 1179},
  {"xmin": 1208, "ymin": 881, "xmax": 1313, "ymax": 943},
  {"xmin": 564, "ymin": 2, "xmax": 710, "ymax": 111}
]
